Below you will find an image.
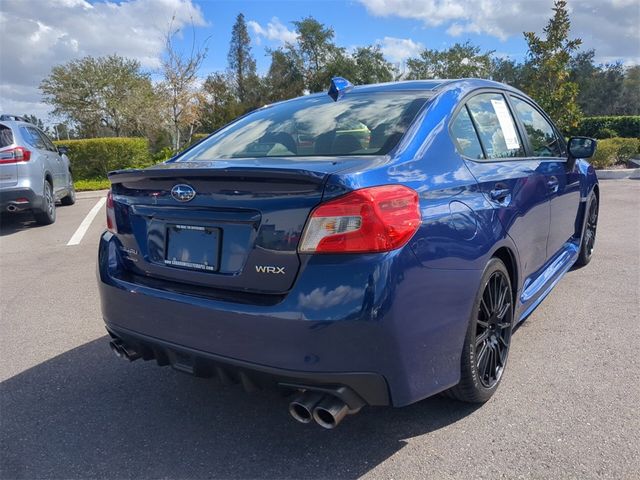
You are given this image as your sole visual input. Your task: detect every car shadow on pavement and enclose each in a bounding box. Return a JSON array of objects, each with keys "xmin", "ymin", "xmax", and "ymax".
[
  {"xmin": 0, "ymin": 337, "xmax": 480, "ymax": 479},
  {"xmin": 0, "ymin": 212, "xmax": 38, "ymax": 236}
]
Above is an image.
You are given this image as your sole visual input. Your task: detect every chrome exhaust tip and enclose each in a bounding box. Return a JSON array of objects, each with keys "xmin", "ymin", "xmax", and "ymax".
[
  {"xmin": 109, "ymin": 340, "xmax": 124, "ymax": 358},
  {"xmin": 7, "ymin": 204, "xmax": 17, "ymax": 212},
  {"xmin": 313, "ymin": 396, "xmax": 353, "ymax": 429},
  {"xmin": 288, "ymin": 391, "xmax": 324, "ymax": 424},
  {"xmin": 109, "ymin": 339, "xmax": 141, "ymax": 361}
]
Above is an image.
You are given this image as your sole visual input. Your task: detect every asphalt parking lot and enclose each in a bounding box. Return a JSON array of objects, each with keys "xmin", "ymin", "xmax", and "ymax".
[{"xmin": 0, "ymin": 180, "xmax": 638, "ymax": 479}]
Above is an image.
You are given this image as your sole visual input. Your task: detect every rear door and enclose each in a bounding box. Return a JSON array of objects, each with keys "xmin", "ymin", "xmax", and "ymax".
[
  {"xmin": 455, "ymin": 91, "xmax": 552, "ymax": 276},
  {"xmin": 509, "ymin": 95, "xmax": 581, "ymax": 257},
  {"xmin": 35, "ymin": 129, "xmax": 67, "ymax": 194},
  {"xmin": 21, "ymin": 126, "xmax": 59, "ymax": 189}
]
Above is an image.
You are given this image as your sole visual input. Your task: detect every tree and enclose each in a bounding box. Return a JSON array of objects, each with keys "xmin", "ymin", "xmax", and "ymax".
[
  {"xmin": 292, "ymin": 17, "xmax": 340, "ymax": 92},
  {"xmin": 490, "ymin": 57, "xmax": 531, "ymax": 90},
  {"xmin": 200, "ymin": 73, "xmax": 241, "ymax": 132},
  {"xmin": 522, "ymin": 0, "xmax": 582, "ymax": 132},
  {"xmin": 51, "ymin": 123, "xmax": 75, "ymax": 140},
  {"xmin": 40, "ymin": 55, "xmax": 155, "ymax": 137},
  {"xmin": 617, "ymin": 66, "xmax": 640, "ymax": 115},
  {"xmin": 159, "ymin": 19, "xmax": 208, "ymax": 151},
  {"xmin": 22, "ymin": 114, "xmax": 48, "ymax": 133},
  {"xmin": 264, "ymin": 48, "xmax": 305, "ymax": 103},
  {"xmin": 569, "ymin": 51, "xmax": 625, "ymax": 116},
  {"xmin": 406, "ymin": 42, "xmax": 494, "ymax": 80},
  {"xmin": 227, "ymin": 13, "xmax": 259, "ymax": 106},
  {"xmin": 345, "ymin": 46, "xmax": 395, "ymax": 85}
]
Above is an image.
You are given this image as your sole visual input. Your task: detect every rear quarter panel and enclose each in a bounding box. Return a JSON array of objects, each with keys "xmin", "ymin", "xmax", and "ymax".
[{"xmin": 319, "ymin": 85, "xmax": 518, "ymax": 403}]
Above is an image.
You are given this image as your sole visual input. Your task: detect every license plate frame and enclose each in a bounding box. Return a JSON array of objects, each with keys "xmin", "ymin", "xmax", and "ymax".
[{"xmin": 164, "ymin": 224, "xmax": 220, "ymax": 272}]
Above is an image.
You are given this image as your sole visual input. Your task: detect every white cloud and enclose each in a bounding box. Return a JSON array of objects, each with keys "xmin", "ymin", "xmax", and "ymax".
[
  {"xmin": 247, "ymin": 17, "xmax": 298, "ymax": 46},
  {"xmin": 358, "ymin": 0, "xmax": 640, "ymax": 64},
  {"xmin": 378, "ymin": 36, "xmax": 424, "ymax": 63},
  {"xmin": 0, "ymin": 0, "xmax": 205, "ymax": 122}
]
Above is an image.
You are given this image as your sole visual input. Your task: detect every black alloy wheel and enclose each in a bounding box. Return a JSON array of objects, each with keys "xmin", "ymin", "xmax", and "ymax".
[
  {"xmin": 475, "ymin": 270, "xmax": 512, "ymax": 389},
  {"xmin": 575, "ymin": 191, "xmax": 598, "ymax": 267},
  {"xmin": 445, "ymin": 258, "xmax": 514, "ymax": 403}
]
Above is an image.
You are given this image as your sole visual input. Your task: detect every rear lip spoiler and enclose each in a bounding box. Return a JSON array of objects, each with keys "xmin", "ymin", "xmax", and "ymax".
[{"xmin": 108, "ymin": 166, "xmax": 328, "ymax": 185}]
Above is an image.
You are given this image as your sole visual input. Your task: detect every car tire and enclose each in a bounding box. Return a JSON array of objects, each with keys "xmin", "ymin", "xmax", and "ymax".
[
  {"xmin": 574, "ymin": 191, "xmax": 598, "ymax": 268},
  {"xmin": 446, "ymin": 257, "xmax": 514, "ymax": 403},
  {"xmin": 34, "ymin": 180, "xmax": 56, "ymax": 225},
  {"xmin": 61, "ymin": 174, "xmax": 76, "ymax": 206}
]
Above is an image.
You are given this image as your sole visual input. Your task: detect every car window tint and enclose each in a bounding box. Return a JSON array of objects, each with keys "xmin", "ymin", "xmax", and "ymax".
[
  {"xmin": 466, "ymin": 93, "xmax": 525, "ymax": 159},
  {"xmin": 510, "ymin": 96, "xmax": 563, "ymax": 157},
  {"xmin": 20, "ymin": 127, "xmax": 46, "ymax": 149},
  {"xmin": 36, "ymin": 129, "xmax": 57, "ymax": 152},
  {"xmin": 450, "ymin": 107, "xmax": 484, "ymax": 159},
  {"xmin": 178, "ymin": 93, "xmax": 431, "ymax": 161}
]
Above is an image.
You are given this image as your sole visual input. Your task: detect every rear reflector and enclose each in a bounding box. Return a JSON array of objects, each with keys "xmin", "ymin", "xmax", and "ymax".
[
  {"xmin": 106, "ymin": 190, "xmax": 117, "ymax": 233},
  {"xmin": 0, "ymin": 147, "xmax": 31, "ymax": 164},
  {"xmin": 299, "ymin": 185, "xmax": 421, "ymax": 254}
]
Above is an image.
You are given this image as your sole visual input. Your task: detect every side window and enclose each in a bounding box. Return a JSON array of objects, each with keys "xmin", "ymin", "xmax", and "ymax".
[
  {"xmin": 510, "ymin": 96, "xmax": 563, "ymax": 157},
  {"xmin": 36, "ymin": 129, "xmax": 57, "ymax": 152},
  {"xmin": 450, "ymin": 107, "xmax": 484, "ymax": 159},
  {"xmin": 466, "ymin": 93, "xmax": 525, "ymax": 159},
  {"xmin": 20, "ymin": 127, "xmax": 46, "ymax": 150}
]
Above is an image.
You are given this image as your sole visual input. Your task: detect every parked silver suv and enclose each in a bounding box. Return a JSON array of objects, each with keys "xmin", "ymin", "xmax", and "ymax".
[{"xmin": 0, "ymin": 115, "xmax": 75, "ymax": 225}]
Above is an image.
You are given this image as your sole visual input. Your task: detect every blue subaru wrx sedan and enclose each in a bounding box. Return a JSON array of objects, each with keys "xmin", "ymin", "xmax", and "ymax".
[{"xmin": 98, "ymin": 78, "xmax": 599, "ymax": 428}]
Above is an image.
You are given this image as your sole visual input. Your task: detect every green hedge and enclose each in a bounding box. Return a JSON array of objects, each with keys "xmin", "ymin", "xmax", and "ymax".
[
  {"xmin": 573, "ymin": 116, "xmax": 640, "ymax": 139},
  {"xmin": 54, "ymin": 137, "xmax": 154, "ymax": 180},
  {"xmin": 591, "ymin": 137, "xmax": 640, "ymax": 169}
]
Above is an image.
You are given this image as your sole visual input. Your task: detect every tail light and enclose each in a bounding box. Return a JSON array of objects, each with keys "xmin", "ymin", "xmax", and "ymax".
[
  {"xmin": 299, "ymin": 185, "xmax": 421, "ymax": 254},
  {"xmin": 106, "ymin": 190, "xmax": 117, "ymax": 233},
  {"xmin": 0, "ymin": 147, "xmax": 31, "ymax": 164}
]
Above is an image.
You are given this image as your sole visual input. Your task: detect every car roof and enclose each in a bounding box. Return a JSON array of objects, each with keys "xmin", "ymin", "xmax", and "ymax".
[
  {"xmin": 349, "ymin": 78, "xmax": 521, "ymax": 94},
  {"xmin": 0, "ymin": 119, "xmax": 38, "ymax": 129}
]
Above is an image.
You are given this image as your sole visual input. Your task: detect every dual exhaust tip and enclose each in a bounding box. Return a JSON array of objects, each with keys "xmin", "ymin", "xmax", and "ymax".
[{"xmin": 289, "ymin": 391, "xmax": 359, "ymax": 429}]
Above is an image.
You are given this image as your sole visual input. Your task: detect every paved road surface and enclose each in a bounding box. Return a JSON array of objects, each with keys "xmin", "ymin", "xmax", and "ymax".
[{"xmin": 1, "ymin": 181, "xmax": 638, "ymax": 479}]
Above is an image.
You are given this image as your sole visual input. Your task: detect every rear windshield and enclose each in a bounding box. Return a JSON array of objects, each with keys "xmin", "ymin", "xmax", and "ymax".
[
  {"xmin": 0, "ymin": 125, "xmax": 13, "ymax": 148},
  {"xmin": 178, "ymin": 92, "xmax": 431, "ymax": 161}
]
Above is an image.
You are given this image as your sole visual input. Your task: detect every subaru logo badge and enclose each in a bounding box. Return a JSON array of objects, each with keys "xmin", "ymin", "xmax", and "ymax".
[{"xmin": 171, "ymin": 184, "xmax": 196, "ymax": 202}]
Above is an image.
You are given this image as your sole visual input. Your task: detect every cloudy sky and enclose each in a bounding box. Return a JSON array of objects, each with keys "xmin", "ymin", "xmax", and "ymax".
[{"xmin": 1, "ymin": 0, "xmax": 638, "ymax": 123}]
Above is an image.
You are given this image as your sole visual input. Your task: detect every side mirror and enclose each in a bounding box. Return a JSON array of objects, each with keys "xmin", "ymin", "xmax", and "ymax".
[
  {"xmin": 568, "ymin": 137, "xmax": 596, "ymax": 159},
  {"xmin": 57, "ymin": 145, "xmax": 69, "ymax": 155}
]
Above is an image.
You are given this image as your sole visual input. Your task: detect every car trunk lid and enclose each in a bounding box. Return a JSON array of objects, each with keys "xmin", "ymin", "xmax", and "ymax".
[{"xmin": 108, "ymin": 159, "xmax": 373, "ymax": 294}]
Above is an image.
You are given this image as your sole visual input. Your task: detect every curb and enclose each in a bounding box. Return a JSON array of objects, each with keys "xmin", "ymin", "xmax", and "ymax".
[
  {"xmin": 596, "ymin": 168, "xmax": 640, "ymax": 180},
  {"xmin": 76, "ymin": 189, "xmax": 109, "ymax": 199}
]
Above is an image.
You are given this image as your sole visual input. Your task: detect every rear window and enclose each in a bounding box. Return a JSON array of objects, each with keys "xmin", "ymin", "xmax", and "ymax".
[
  {"xmin": 178, "ymin": 92, "xmax": 431, "ymax": 161},
  {"xmin": 0, "ymin": 125, "xmax": 13, "ymax": 148}
]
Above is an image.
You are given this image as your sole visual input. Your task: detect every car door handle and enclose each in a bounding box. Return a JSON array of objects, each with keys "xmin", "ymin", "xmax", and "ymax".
[{"xmin": 489, "ymin": 188, "xmax": 511, "ymax": 202}]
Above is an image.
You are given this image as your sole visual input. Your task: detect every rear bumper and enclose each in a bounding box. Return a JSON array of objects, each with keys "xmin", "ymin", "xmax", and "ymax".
[
  {"xmin": 98, "ymin": 231, "xmax": 483, "ymax": 407},
  {"xmin": 0, "ymin": 187, "xmax": 40, "ymax": 211},
  {"xmin": 106, "ymin": 324, "xmax": 388, "ymax": 408}
]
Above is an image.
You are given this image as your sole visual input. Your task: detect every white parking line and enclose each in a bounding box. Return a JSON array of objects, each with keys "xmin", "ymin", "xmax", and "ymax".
[{"xmin": 66, "ymin": 197, "xmax": 107, "ymax": 246}]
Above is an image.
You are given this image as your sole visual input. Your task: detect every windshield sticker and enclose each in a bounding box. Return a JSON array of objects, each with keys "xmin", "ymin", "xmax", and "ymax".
[{"xmin": 491, "ymin": 99, "xmax": 520, "ymax": 150}]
